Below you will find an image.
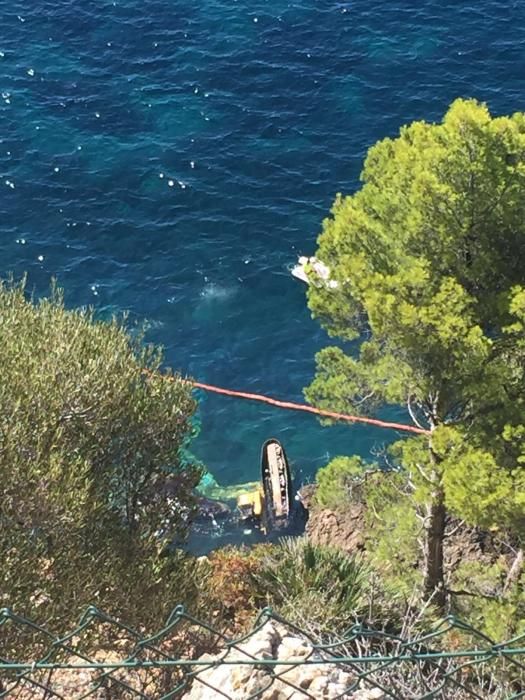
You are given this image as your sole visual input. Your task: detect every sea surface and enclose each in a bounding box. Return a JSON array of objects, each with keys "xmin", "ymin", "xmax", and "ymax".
[{"xmin": 1, "ymin": 1, "xmax": 524, "ymax": 493}]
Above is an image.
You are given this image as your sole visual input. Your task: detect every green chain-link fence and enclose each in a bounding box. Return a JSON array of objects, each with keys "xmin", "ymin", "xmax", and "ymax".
[{"xmin": 0, "ymin": 605, "xmax": 524, "ymax": 699}]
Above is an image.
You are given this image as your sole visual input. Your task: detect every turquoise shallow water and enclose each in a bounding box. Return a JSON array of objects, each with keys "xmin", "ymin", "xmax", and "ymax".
[{"xmin": 1, "ymin": 1, "xmax": 524, "ymax": 493}]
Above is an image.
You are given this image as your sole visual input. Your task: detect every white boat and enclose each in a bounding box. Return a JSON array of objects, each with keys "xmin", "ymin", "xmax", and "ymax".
[{"xmin": 291, "ymin": 256, "xmax": 338, "ymax": 288}]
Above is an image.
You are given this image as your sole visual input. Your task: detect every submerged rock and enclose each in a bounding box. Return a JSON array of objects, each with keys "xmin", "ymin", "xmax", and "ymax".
[{"xmin": 194, "ymin": 496, "xmax": 232, "ymax": 523}]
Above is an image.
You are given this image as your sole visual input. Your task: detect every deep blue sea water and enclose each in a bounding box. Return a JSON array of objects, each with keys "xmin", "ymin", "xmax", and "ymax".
[{"xmin": 1, "ymin": 1, "xmax": 524, "ymax": 492}]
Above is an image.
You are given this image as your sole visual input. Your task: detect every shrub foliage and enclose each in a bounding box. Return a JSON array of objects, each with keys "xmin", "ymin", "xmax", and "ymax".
[{"xmin": 0, "ymin": 280, "xmax": 201, "ymax": 635}]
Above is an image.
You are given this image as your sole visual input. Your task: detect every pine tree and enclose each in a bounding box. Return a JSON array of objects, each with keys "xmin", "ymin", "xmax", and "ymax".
[{"xmin": 305, "ymin": 99, "xmax": 525, "ymax": 608}]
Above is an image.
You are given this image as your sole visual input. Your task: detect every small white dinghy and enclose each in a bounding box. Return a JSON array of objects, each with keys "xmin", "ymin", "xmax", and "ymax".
[{"xmin": 291, "ymin": 256, "xmax": 338, "ymax": 288}]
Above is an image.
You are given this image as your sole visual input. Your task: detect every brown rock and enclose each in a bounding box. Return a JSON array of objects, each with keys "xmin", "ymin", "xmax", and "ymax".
[{"xmin": 306, "ymin": 502, "xmax": 366, "ymax": 556}]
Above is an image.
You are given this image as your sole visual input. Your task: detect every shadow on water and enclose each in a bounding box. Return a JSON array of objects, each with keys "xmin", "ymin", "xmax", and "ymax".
[
  {"xmin": 184, "ymin": 471, "xmax": 308, "ymax": 556},
  {"xmin": 185, "ymin": 500, "xmax": 308, "ymax": 556}
]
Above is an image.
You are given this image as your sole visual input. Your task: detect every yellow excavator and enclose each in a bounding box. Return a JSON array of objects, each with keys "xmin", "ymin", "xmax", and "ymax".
[{"xmin": 236, "ymin": 438, "xmax": 293, "ymax": 534}]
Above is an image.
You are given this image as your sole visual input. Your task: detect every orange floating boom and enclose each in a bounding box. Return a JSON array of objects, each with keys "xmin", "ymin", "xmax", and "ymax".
[
  {"xmin": 192, "ymin": 381, "xmax": 429, "ymax": 435},
  {"xmin": 143, "ymin": 369, "xmax": 429, "ymax": 435}
]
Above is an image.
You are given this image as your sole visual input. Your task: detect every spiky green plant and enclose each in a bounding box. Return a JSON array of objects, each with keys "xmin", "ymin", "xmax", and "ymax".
[{"xmin": 253, "ymin": 537, "xmax": 366, "ymax": 634}]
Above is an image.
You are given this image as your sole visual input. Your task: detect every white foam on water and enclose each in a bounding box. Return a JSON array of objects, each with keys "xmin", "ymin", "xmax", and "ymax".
[
  {"xmin": 199, "ymin": 282, "xmax": 236, "ymax": 302},
  {"xmin": 143, "ymin": 318, "xmax": 165, "ymax": 331}
]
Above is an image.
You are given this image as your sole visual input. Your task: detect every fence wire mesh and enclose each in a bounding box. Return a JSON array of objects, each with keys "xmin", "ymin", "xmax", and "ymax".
[{"xmin": 0, "ymin": 605, "xmax": 524, "ymax": 699}]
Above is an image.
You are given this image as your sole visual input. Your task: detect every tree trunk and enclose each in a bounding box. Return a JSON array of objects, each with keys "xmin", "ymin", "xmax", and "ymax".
[
  {"xmin": 419, "ymin": 417, "xmax": 448, "ymax": 612},
  {"xmin": 422, "ymin": 491, "xmax": 447, "ymax": 611},
  {"xmin": 503, "ymin": 548, "xmax": 523, "ymax": 595}
]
